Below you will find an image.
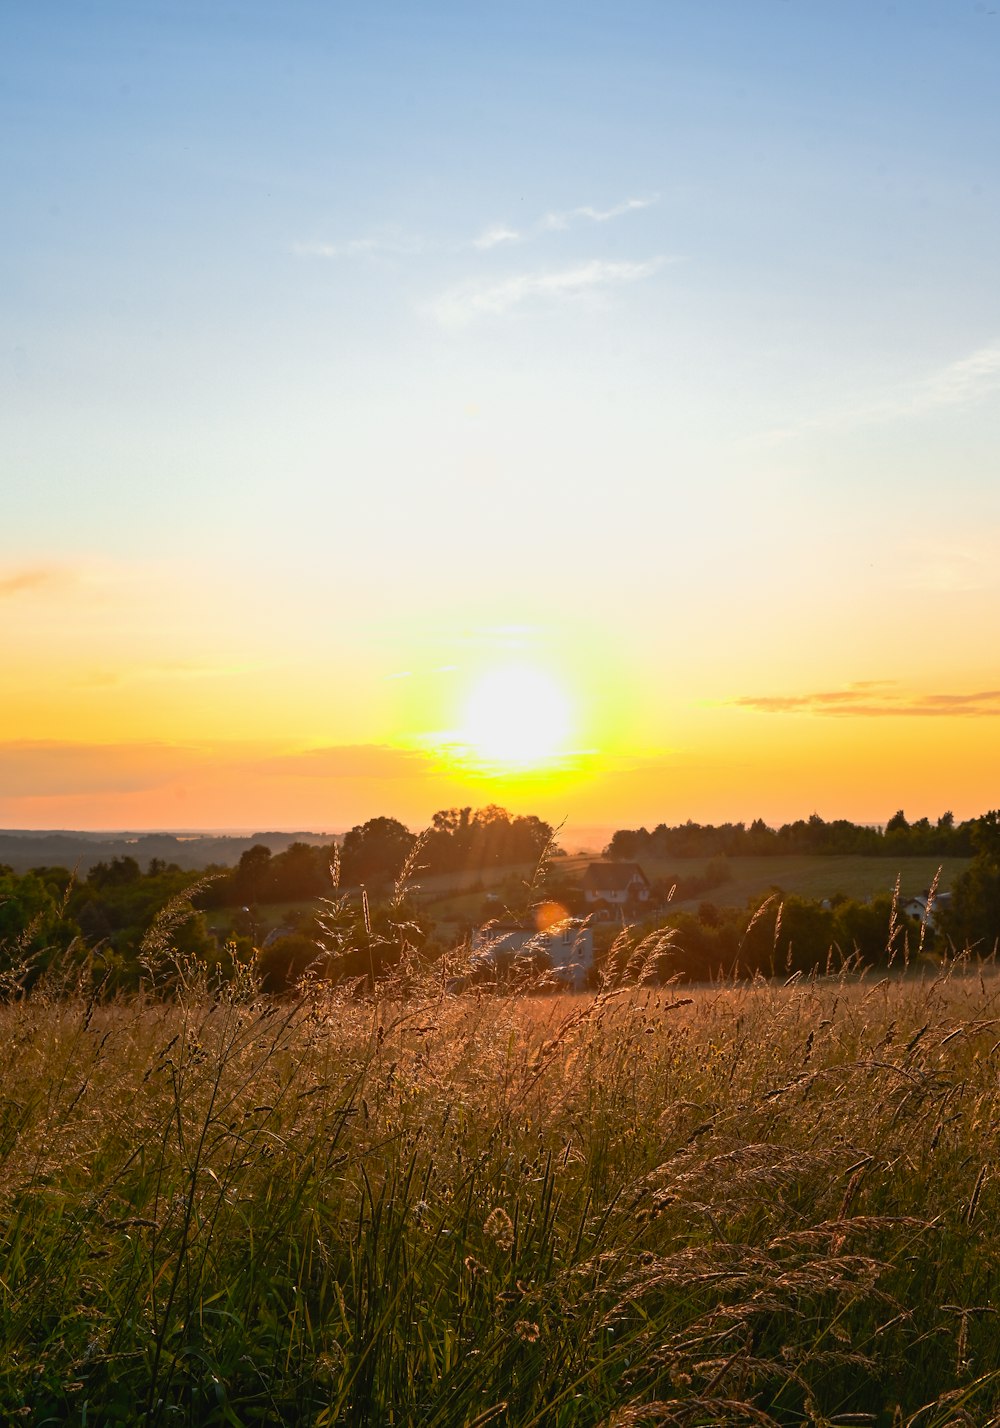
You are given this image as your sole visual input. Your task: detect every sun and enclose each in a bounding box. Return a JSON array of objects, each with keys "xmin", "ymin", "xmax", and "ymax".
[{"xmin": 457, "ymin": 665, "xmax": 573, "ymax": 771}]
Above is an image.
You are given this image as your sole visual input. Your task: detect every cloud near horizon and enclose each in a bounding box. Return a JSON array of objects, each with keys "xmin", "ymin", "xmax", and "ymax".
[
  {"xmin": 0, "ymin": 566, "xmax": 72, "ymax": 598},
  {"xmin": 426, "ymin": 257, "xmax": 666, "ymax": 327},
  {"xmin": 736, "ymin": 686, "xmax": 1000, "ymax": 718}
]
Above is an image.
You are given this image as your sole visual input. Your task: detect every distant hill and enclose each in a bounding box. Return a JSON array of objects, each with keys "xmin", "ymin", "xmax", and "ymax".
[{"xmin": 0, "ymin": 830, "xmax": 339, "ymax": 876}]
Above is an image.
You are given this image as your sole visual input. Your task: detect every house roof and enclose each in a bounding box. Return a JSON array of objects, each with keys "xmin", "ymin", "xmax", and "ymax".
[{"xmin": 580, "ymin": 862, "xmax": 650, "ymax": 892}]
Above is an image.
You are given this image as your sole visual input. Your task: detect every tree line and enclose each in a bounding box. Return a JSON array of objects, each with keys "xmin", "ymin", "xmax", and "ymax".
[
  {"xmin": 205, "ymin": 805, "xmax": 554, "ymax": 907},
  {"xmin": 601, "ymin": 811, "xmax": 1000, "ymax": 973},
  {"xmin": 604, "ymin": 809, "xmax": 974, "ymax": 860}
]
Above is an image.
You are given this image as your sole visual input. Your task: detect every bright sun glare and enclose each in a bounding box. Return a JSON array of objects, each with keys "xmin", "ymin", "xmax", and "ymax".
[{"xmin": 457, "ymin": 666, "xmax": 573, "ymax": 770}]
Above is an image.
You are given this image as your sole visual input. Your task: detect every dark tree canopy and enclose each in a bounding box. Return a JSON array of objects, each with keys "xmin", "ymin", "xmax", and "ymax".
[
  {"xmin": 339, "ymin": 817, "xmax": 417, "ymax": 888},
  {"xmin": 604, "ymin": 811, "xmax": 974, "ymax": 861},
  {"xmin": 943, "ymin": 811, "xmax": 1000, "ymax": 952}
]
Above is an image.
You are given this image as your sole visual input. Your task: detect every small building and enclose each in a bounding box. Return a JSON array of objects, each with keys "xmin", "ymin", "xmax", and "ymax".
[
  {"xmin": 580, "ymin": 862, "xmax": 651, "ymax": 907},
  {"xmin": 469, "ymin": 917, "xmax": 594, "ymax": 990},
  {"xmin": 902, "ymin": 890, "xmax": 952, "ymax": 929}
]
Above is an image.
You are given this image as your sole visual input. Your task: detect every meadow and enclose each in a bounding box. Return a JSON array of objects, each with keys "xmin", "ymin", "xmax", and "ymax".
[
  {"xmin": 557, "ymin": 856, "xmax": 971, "ymax": 913},
  {"xmin": 403, "ymin": 856, "xmax": 970, "ymax": 948},
  {"xmin": 2, "ymin": 953, "xmax": 1000, "ymax": 1425}
]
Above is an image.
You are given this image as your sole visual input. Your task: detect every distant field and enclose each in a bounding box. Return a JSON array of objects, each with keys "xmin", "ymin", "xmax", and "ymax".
[
  {"xmin": 561, "ymin": 852, "xmax": 970, "ymax": 911},
  {"xmin": 410, "ymin": 861, "xmax": 535, "ymax": 897},
  {"xmin": 204, "ymin": 856, "xmax": 971, "ymax": 941}
]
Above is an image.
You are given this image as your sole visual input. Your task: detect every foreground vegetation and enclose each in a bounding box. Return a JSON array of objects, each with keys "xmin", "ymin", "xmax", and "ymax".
[{"xmin": 3, "ymin": 953, "xmax": 1000, "ymax": 1425}]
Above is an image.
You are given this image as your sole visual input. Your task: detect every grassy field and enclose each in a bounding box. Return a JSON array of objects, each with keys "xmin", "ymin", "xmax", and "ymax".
[
  {"xmin": 203, "ymin": 858, "xmax": 971, "ymax": 947},
  {"xmin": 424, "ymin": 856, "xmax": 971, "ymax": 941},
  {"xmin": 561, "ymin": 854, "xmax": 971, "ymax": 910},
  {"xmin": 2, "ymin": 958, "xmax": 1000, "ymax": 1424}
]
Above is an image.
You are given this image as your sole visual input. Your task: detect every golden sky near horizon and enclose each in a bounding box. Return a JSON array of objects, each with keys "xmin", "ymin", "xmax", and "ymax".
[{"xmin": 3, "ymin": 3, "xmax": 999, "ymax": 833}]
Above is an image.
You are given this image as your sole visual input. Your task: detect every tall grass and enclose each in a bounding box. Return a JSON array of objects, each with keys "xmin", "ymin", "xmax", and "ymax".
[{"xmin": 1, "ymin": 954, "xmax": 1000, "ymax": 1424}]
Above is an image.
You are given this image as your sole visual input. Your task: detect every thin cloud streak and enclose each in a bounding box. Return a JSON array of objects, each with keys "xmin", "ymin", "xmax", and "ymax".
[
  {"xmin": 472, "ymin": 225, "xmax": 521, "ymax": 250},
  {"xmin": 753, "ymin": 340, "xmax": 1000, "ymax": 446},
  {"xmin": 736, "ymin": 686, "xmax": 1000, "ymax": 718},
  {"xmin": 426, "ymin": 257, "xmax": 666, "ymax": 327},
  {"xmin": 299, "ymin": 193, "xmax": 659, "ymax": 263},
  {"xmin": 471, "ymin": 194, "xmax": 658, "ymax": 250},
  {"xmin": 541, "ymin": 195, "xmax": 658, "ymax": 230},
  {"xmin": 291, "ymin": 234, "xmax": 424, "ymax": 260},
  {"xmin": 920, "ymin": 342, "xmax": 1000, "ymax": 410},
  {"xmin": 0, "ymin": 566, "xmax": 70, "ymax": 598},
  {"xmin": 897, "ymin": 537, "xmax": 996, "ymax": 594}
]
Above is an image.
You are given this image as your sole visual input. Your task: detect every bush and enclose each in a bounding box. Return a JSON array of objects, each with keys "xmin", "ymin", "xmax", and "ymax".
[{"xmin": 256, "ymin": 933, "xmax": 325, "ymax": 994}]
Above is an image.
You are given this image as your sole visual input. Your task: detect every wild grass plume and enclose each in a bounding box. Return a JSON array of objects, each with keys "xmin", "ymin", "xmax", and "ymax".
[{"xmin": 2, "ymin": 956, "xmax": 1000, "ymax": 1424}]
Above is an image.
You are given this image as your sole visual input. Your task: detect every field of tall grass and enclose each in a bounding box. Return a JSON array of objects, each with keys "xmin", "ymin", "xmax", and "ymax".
[{"xmin": 2, "ymin": 954, "xmax": 1000, "ymax": 1425}]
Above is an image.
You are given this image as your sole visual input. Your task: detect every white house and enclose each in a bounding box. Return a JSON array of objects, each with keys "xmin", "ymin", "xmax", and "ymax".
[
  {"xmin": 469, "ymin": 917, "xmax": 594, "ymax": 990},
  {"xmin": 901, "ymin": 890, "xmax": 952, "ymax": 930},
  {"xmin": 580, "ymin": 862, "xmax": 652, "ymax": 907}
]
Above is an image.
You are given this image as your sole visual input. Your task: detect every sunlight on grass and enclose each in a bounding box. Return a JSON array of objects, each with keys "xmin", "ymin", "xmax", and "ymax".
[{"xmin": 2, "ymin": 956, "xmax": 1000, "ymax": 1423}]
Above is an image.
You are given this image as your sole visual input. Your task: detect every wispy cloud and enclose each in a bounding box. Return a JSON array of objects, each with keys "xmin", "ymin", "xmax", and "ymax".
[
  {"xmin": 0, "ymin": 566, "xmax": 71, "ymax": 599},
  {"xmin": 427, "ymin": 256, "xmax": 666, "ymax": 327},
  {"xmin": 470, "ymin": 194, "xmax": 658, "ymax": 251},
  {"xmin": 754, "ymin": 340, "xmax": 1000, "ymax": 447},
  {"xmin": 919, "ymin": 342, "xmax": 1000, "ymax": 410},
  {"xmin": 736, "ymin": 684, "xmax": 1000, "ymax": 718},
  {"xmin": 541, "ymin": 195, "xmax": 658, "ymax": 231},
  {"xmin": 896, "ymin": 536, "xmax": 996, "ymax": 594},
  {"xmin": 472, "ymin": 225, "xmax": 522, "ymax": 250},
  {"xmin": 299, "ymin": 193, "xmax": 659, "ymax": 263}
]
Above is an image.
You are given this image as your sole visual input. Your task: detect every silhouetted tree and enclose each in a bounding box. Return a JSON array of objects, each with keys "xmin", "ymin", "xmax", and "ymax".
[
  {"xmin": 233, "ymin": 845, "xmax": 273, "ymax": 904},
  {"xmin": 943, "ymin": 811, "xmax": 1000, "ymax": 953},
  {"xmin": 340, "ymin": 817, "xmax": 416, "ymax": 888}
]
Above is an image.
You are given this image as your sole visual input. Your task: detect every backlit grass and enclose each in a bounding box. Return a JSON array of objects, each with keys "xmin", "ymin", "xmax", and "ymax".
[{"xmin": 2, "ymin": 956, "xmax": 1000, "ymax": 1424}]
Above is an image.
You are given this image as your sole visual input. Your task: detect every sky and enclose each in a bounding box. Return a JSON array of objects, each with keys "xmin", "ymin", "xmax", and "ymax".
[{"xmin": 2, "ymin": 0, "xmax": 999, "ymax": 835}]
